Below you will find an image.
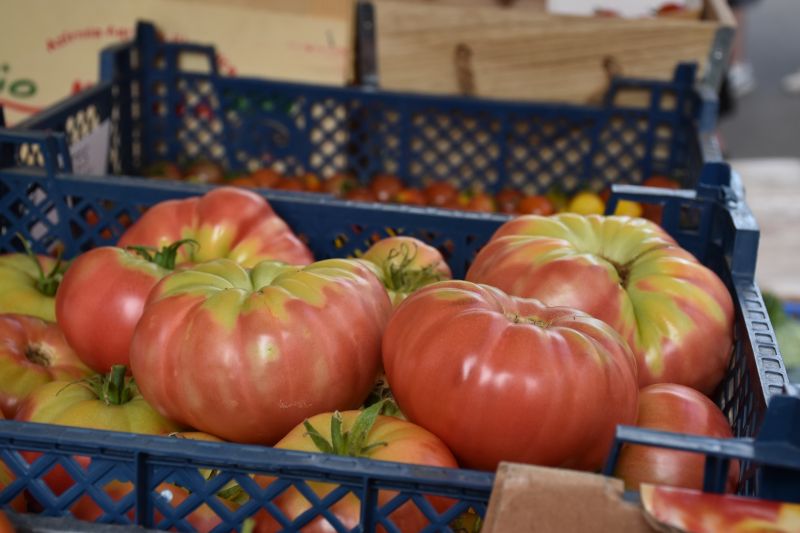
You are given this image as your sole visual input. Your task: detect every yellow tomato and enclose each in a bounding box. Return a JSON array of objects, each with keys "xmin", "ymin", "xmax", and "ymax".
[
  {"xmin": 614, "ymin": 199, "xmax": 644, "ymax": 217},
  {"xmin": 567, "ymin": 192, "xmax": 605, "ymax": 215}
]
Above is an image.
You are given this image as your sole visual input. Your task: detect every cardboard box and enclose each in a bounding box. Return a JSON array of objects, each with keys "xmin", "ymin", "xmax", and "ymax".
[{"xmin": 0, "ymin": 0, "xmax": 354, "ymax": 125}]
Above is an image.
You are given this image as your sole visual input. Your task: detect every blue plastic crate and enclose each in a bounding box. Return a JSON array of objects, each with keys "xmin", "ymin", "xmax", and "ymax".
[
  {"xmin": 0, "ymin": 124, "xmax": 792, "ymax": 530},
  {"xmin": 4, "ymin": 21, "xmax": 724, "ymax": 199}
]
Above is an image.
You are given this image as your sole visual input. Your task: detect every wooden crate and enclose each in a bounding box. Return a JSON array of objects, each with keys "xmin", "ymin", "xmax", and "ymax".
[{"xmin": 370, "ymin": 0, "xmax": 735, "ymax": 103}]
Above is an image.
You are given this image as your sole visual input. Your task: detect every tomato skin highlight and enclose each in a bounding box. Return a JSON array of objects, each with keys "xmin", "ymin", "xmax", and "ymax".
[
  {"xmin": 382, "ymin": 280, "xmax": 639, "ymax": 472},
  {"xmin": 0, "ymin": 314, "xmax": 92, "ymax": 417},
  {"xmin": 130, "ymin": 258, "xmax": 393, "ymax": 444},
  {"xmin": 117, "ymin": 187, "xmax": 313, "ymax": 268},
  {"xmin": 466, "ymin": 214, "xmax": 734, "ymax": 394}
]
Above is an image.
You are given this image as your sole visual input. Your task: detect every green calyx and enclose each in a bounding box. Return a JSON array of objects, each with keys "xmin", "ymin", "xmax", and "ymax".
[
  {"xmin": 75, "ymin": 365, "xmax": 137, "ymax": 406},
  {"xmin": 127, "ymin": 239, "xmax": 198, "ymax": 270},
  {"xmin": 379, "ymin": 243, "xmax": 446, "ymax": 295},
  {"xmin": 17, "ymin": 233, "xmax": 65, "ymax": 297},
  {"xmin": 303, "ymin": 400, "xmax": 388, "ymax": 458}
]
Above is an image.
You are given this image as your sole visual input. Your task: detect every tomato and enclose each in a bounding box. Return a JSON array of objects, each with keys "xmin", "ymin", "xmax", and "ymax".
[
  {"xmin": 566, "ymin": 191, "xmax": 605, "ymax": 215},
  {"xmin": 494, "ymin": 188, "xmax": 522, "ymax": 214},
  {"xmin": 55, "ymin": 241, "xmax": 196, "ymax": 373},
  {"xmin": 0, "ymin": 314, "xmax": 92, "ymax": 417},
  {"xmin": 344, "ymin": 187, "xmax": 378, "ymax": 202},
  {"xmin": 0, "ymin": 432, "xmax": 26, "ymax": 513},
  {"xmin": 640, "ymin": 484, "xmax": 800, "ymax": 532},
  {"xmin": 370, "ymin": 175, "xmax": 404, "ymax": 203},
  {"xmin": 516, "ymin": 195, "xmax": 555, "ymax": 216},
  {"xmin": 184, "ymin": 160, "xmax": 225, "ymax": 185},
  {"xmin": 0, "ymin": 247, "xmax": 64, "ymax": 322},
  {"xmin": 614, "ymin": 384, "xmax": 738, "ymax": 492},
  {"xmin": 117, "ymin": 187, "xmax": 313, "ymax": 268},
  {"xmin": 395, "ymin": 188, "xmax": 427, "ymax": 206},
  {"xmin": 464, "ymin": 192, "xmax": 496, "ymax": 213},
  {"xmin": 0, "ymin": 510, "xmax": 12, "ymax": 533},
  {"xmin": 130, "ymin": 258, "xmax": 392, "ymax": 444},
  {"xmin": 323, "ymin": 173, "xmax": 358, "ymax": 197},
  {"xmin": 360, "ymin": 236, "xmax": 451, "ymax": 306},
  {"xmin": 16, "ymin": 366, "xmax": 181, "ymax": 500},
  {"xmin": 423, "ymin": 182, "xmax": 459, "ymax": 207},
  {"xmin": 273, "ymin": 177, "xmax": 305, "ymax": 192},
  {"xmin": 253, "ymin": 404, "xmax": 458, "ymax": 533},
  {"xmin": 143, "ymin": 161, "xmax": 183, "ymax": 180},
  {"xmin": 227, "ymin": 176, "xmax": 258, "ymax": 188},
  {"xmin": 249, "ymin": 168, "xmax": 282, "ymax": 189},
  {"xmin": 642, "ymin": 175, "xmax": 681, "ymax": 223},
  {"xmin": 382, "ymin": 280, "xmax": 638, "ymax": 471},
  {"xmin": 466, "ymin": 214, "xmax": 734, "ymax": 394},
  {"xmin": 297, "ymin": 172, "xmax": 323, "ymax": 192}
]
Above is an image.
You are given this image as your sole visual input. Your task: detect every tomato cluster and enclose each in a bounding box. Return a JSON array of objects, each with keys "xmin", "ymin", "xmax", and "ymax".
[{"xmin": 0, "ymin": 186, "xmax": 737, "ymax": 530}]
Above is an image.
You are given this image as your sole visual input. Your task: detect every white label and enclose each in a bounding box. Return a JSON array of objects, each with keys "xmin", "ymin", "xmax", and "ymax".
[
  {"xmin": 546, "ymin": 0, "xmax": 697, "ymax": 18},
  {"xmin": 69, "ymin": 119, "xmax": 111, "ymax": 176}
]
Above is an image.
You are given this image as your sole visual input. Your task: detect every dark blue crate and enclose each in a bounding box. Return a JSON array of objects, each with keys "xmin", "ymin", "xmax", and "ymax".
[
  {"xmin": 5, "ymin": 21, "xmax": 723, "ymax": 199},
  {"xmin": 0, "ymin": 123, "xmax": 792, "ymax": 530},
  {"xmin": 786, "ymin": 302, "xmax": 800, "ymax": 320}
]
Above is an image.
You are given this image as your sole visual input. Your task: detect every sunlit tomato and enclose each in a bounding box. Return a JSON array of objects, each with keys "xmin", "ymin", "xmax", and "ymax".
[
  {"xmin": 383, "ymin": 280, "xmax": 639, "ymax": 471},
  {"xmin": 254, "ymin": 407, "xmax": 459, "ymax": 533},
  {"xmin": 360, "ymin": 236, "xmax": 451, "ymax": 306},
  {"xmin": 467, "ymin": 214, "xmax": 734, "ymax": 394},
  {"xmin": 494, "ymin": 188, "xmax": 522, "ymax": 214},
  {"xmin": 370, "ymin": 175, "xmax": 404, "ymax": 203},
  {"xmin": 55, "ymin": 242, "xmax": 193, "ymax": 373},
  {"xmin": 395, "ymin": 188, "xmax": 427, "ymax": 206},
  {"xmin": 0, "ymin": 251, "xmax": 64, "ymax": 322},
  {"xmin": 118, "ymin": 187, "xmax": 313, "ymax": 268},
  {"xmin": 614, "ymin": 384, "xmax": 738, "ymax": 492},
  {"xmin": 0, "ymin": 314, "xmax": 92, "ymax": 417},
  {"xmin": 423, "ymin": 182, "xmax": 459, "ymax": 207},
  {"xmin": 516, "ymin": 195, "xmax": 555, "ymax": 216},
  {"xmin": 130, "ymin": 258, "xmax": 392, "ymax": 444}
]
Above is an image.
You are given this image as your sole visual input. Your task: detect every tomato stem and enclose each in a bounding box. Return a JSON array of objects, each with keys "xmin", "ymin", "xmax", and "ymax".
[
  {"xmin": 16, "ymin": 233, "xmax": 64, "ymax": 297},
  {"xmin": 302, "ymin": 401, "xmax": 388, "ymax": 458},
  {"xmin": 379, "ymin": 242, "xmax": 446, "ymax": 296},
  {"xmin": 127, "ymin": 239, "xmax": 198, "ymax": 270},
  {"xmin": 71, "ymin": 365, "xmax": 137, "ymax": 406}
]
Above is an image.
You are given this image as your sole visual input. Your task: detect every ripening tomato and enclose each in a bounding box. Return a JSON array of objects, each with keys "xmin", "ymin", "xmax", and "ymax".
[
  {"xmin": 130, "ymin": 258, "xmax": 392, "ymax": 444},
  {"xmin": 423, "ymin": 182, "xmax": 459, "ymax": 207},
  {"xmin": 323, "ymin": 174, "xmax": 358, "ymax": 197},
  {"xmin": 249, "ymin": 168, "xmax": 282, "ymax": 189},
  {"xmin": 395, "ymin": 188, "xmax": 427, "ymax": 206},
  {"xmin": 0, "ymin": 314, "xmax": 92, "ymax": 417},
  {"xmin": 254, "ymin": 405, "xmax": 459, "ymax": 533},
  {"xmin": 143, "ymin": 161, "xmax": 183, "ymax": 180},
  {"xmin": 360, "ymin": 237, "xmax": 451, "ymax": 306},
  {"xmin": 370, "ymin": 175, "xmax": 404, "ymax": 203},
  {"xmin": 466, "ymin": 214, "xmax": 734, "ymax": 394},
  {"xmin": 494, "ymin": 188, "xmax": 522, "ymax": 214},
  {"xmin": 614, "ymin": 384, "xmax": 738, "ymax": 492},
  {"xmin": 118, "ymin": 187, "xmax": 313, "ymax": 268},
  {"xmin": 463, "ymin": 192, "xmax": 496, "ymax": 213},
  {"xmin": 383, "ymin": 280, "xmax": 639, "ymax": 471},
  {"xmin": 184, "ymin": 160, "xmax": 225, "ymax": 184},
  {"xmin": 516, "ymin": 195, "xmax": 555, "ymax": 216},
  {"xmin": 297, "ymin": 172, "xmax": 323, "ymax": 192},
  {"xmin": 273, "ymin": 177, "xmax": 305, "ymax": 192},
  {"xmin": 0, "ymin": 250, "xmax": 65, "ymax": 322}
]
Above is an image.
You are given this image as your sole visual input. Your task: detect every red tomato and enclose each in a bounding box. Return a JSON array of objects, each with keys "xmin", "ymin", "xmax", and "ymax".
[
  {"xmin": 641, "ymin": 484, "xmax": 800, "ymax": 532},
  {"xmin": 360, "ymin": 236, "xmax": 451, "ymax": 306},
  {"xmin": 118, "ymin": 187, "xmax": 313, "ymax": 268},
  {"xmin": 297, "ymin": 172, "xmax": 323, "ymax": 192},
  {"xmin": 55, "ymin": 243, "xmax": 195, "ymax": 373},
  {"xmin": 273, "ymin": 177, "xmax": 305, "ymax": 192},
  {"xmin": 0, "ymin": 510, "xmax": 14, "ymax": 533},
  {"xmin": 0, "ymin": 250, "xmax": 64, "ymax": 322},
  {"xmin": 614, "ymin": 384, "xmax": 738, "ymax": 492},
  {"xmin": 423, "ymin": 182, "xmax": 459, "ymax": 207},
  {"xmin": 494, "ymin": 188, "xmax": 522, "ymax": 214},
  {"xmin": 516, "ymin": 195, "xmax": 555, "ymax": 216},
  {"xmin": 227, "ymin": 176, "xmax": 258, "ymax": 188},
  {"xmin": 466, "ymin": 214, "xmax": 734, "ymax": 394},
  {"xmin": 130, "ymin": 258, "xmax": 392, "ymax": 444},
  {"xmin": 254, "ymin": 407, "xmax": 458, "ymax": 533},
  {"xmin": 344, "ymin": 187, "xmax": 378, "ymax": 202},
  {"xmin": 0, "ymin": 314, "xmax": 92, "ymax": 417},
  {"xmin": 249, "ymin": 168, "xmax": 282, "ymax": 189},
  {"xmin": 323, "ymin": 173, "xmax": 358, "ymax": 197},
  {"xmin": 642, "ymin": 175, "xmax": 681, "ymax": 223},
  {"xmin": 142, "ymin": 161, "xmax": 183, "ymax": 180},
  {"xmin": 382, "ymin": 280, "xmax": 639, "ymax": 471},
  {"xmin": 394, "ymin": 188, "xmax": 427, "ymax": 206},
  {"xmin": 184, "ymin": 160, "xmax": 225, "ymax": 185},
  {"xmin": 464, "ymin": 192, "xmax": 496, "ymax": 213},
  {"xmin": 16, "ymin": 366, "xmax": 181, "ymax": 500},
  {"xmin": 370, "ymin": 175, "xmax": 404, "ymax": 202}
]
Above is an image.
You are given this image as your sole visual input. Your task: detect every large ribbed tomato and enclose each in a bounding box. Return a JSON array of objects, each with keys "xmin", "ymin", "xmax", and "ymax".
[
  {"xmin": 382, "ymin": 280, "xmax": 639, "ymax": 472},
  {"xmin": 117, "ymin": 187, "xmax": 313, "ymax": 267},
  {"xmin": 0, "ymin": 251, "xmax": 64, "ymax": 322},
  {"xmin": 0, "ymin": 314, "xmax": 92, "ymax": 417},
  {"xmin": 466, "ymin": 214, "xmax": 734, "ymax": 394},
  {"xmin": 254, "ymin": 406, "xmax": 459, "ymax": 533},
  {"xmin": 130, "ymin": 258, "xmax": 392, "ymax": 444},
  {"xmin": 55, "ymin": 242, "xmax": 193, "ymax": 373}
]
